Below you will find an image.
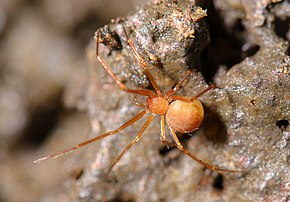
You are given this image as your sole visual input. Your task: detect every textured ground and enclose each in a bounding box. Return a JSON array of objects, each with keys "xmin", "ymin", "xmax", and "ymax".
[{"xmin": 0, "ymin": 0, "xmax": 289, "ymax": 202}]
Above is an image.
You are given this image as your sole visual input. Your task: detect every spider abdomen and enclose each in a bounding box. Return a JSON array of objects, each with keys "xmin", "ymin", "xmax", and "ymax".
[{"xmin": 166, "ymin": 100, "xmax": 204, "ymax": 133}]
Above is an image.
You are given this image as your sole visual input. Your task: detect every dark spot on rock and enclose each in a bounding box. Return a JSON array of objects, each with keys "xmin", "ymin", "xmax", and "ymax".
[
  {"xmin": 244, "ymin": 44, "xmax": 260, "ymax": 57},
  {"xmin": 108, "ymin": 196, "xmax": 135, "ymax": 202},
  {"xmin": 159, "ymin": 145, "xmax": 174, "ymax": 156},
  {"xmin": 274, "ymin": 17, "xmax": 290, "ymax": 41},
  {"xmin": 212, "ymin": 173, "xmax": 224, "ymax": 191},
  {"xmin": 276, "ymin": 120, "xmax": 289, "ymax": 130},
  {"xmin": 98, "ymin": 25, "xmax": 123, "ymax": 52},
  {"xmin": 70, "ymin": 168, "xmax": 84, "ymax": 180}
]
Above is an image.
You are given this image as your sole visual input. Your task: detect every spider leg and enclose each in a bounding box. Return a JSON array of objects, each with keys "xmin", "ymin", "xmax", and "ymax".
[
  {"xmin": 34, "ymin": 110, "xmax": 148, "ymax": 164},
  {"xmin": 133, "ymin": 96, "xmax": 146, "ymax": 107},
  {"xmin": 189, "ymin": 83, "xmax": 216, "ymax": 101},
  {"xmin": 95, "ymin": 30, "xmax": 155, "ymax": 97},
  {"xmin": 168, "ymin": 126, "xmax": 240, "ymax": 172},
  {"xmin": 107, "ymin": 113, "xmax": 156, "ymax": 173},
  {"xmin": 160, "ymin": 115, "xmax": 176, "ymax": 148},
  {"xmin": 164, "ymin": 69, "xmax": 192, "ymax": 99},
  {"xmin": 121, "ymin": 23, "xmax": 162, "ymax": 97},
  {"xmin": 170, "ymin": 83, "xmax": 216, "ymax": 102}
]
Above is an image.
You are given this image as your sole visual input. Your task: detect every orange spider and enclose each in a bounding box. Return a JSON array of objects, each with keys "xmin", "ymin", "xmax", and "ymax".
[{"xmin": 34, "ymin": 24, "xmax": 239, "ymax": 173}]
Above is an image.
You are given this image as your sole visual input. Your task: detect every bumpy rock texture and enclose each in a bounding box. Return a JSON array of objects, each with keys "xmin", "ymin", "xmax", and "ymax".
[
  {"xmin": 65, "ymin": 0, "xmax": 290, "ymax": 201},
  {"xmin": 0, "ymin": 0, "xmax": 289, "ymax": 202}
]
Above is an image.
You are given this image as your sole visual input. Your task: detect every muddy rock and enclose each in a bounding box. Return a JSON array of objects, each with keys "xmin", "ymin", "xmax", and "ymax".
[
  {"xmin": 62, "ymin": 0, "xmax": 289, "ymax": 201},
  {"xmin": 0, "ymin": 0, "xmax": 288, "ymax": 201}
]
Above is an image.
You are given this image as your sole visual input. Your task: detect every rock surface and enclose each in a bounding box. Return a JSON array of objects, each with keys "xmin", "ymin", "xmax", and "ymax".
[
  {"xmin": 65, "ymin": 0, "xmax": 290, "ymax": 201},
  {"xmin": 0, "ymin": 0, "xmax": 289, "ymax": 201}
]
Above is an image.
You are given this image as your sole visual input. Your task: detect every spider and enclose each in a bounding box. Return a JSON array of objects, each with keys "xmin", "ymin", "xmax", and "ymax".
[{"xmin": 34, "ymin": 24, "xmax": 239, "ymax": 173}]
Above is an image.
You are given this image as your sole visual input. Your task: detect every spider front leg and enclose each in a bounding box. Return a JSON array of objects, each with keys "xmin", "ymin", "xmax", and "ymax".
[
  {"xmin": 121, "ymin": 23, "xmax": 162, "ymax": 97},
  {"xmin": 107, "ymin": 113, "xmax": 156, "ymax": 174},
  {"xmin": 133, "ymin": 96, "xmax": 146, "ymax": 107},
  {"xmin": 95, "ymin": 30, "xmax": 155, "ymax": 97},
  {"xmin": 164, "ymin": 69, "xmax": 193, "ymax": 99},
  {"xmin": 34, "ymin": 110, "xmax": 148, "ymax": 164},
  {"xmin": 171, "ymin": 83, "xmax": 216, "ymax": 102}
]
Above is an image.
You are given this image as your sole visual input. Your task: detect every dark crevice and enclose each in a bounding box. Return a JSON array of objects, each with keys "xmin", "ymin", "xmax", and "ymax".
[
  {"xmin": 70, "ymin": 168, "xmax": 84, "ymax": 180},
  {"xmin": 274, "ymin": 17, "xmax": 290, "ymax": 41},
  {"xmin": 212, "ymin": 173, "xmax": 224, "ymax": 191},
  {"xmin": 276, "ymin": 120, "xmax": 289, "ymax": 130},
  {"xmin": 159, "ymin": 145, "xmax": 174, "ymax": 156},
  {"xmin": 108, "ymin": 196, "xmax": 135, "ymax": 202},
  {"xmin": 244, "ymin": 44, "xmax": 260, "ymax": 57},
  {"xmin": 199, "ymin": 1, "xmax": 260, "ymax": 82}
]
